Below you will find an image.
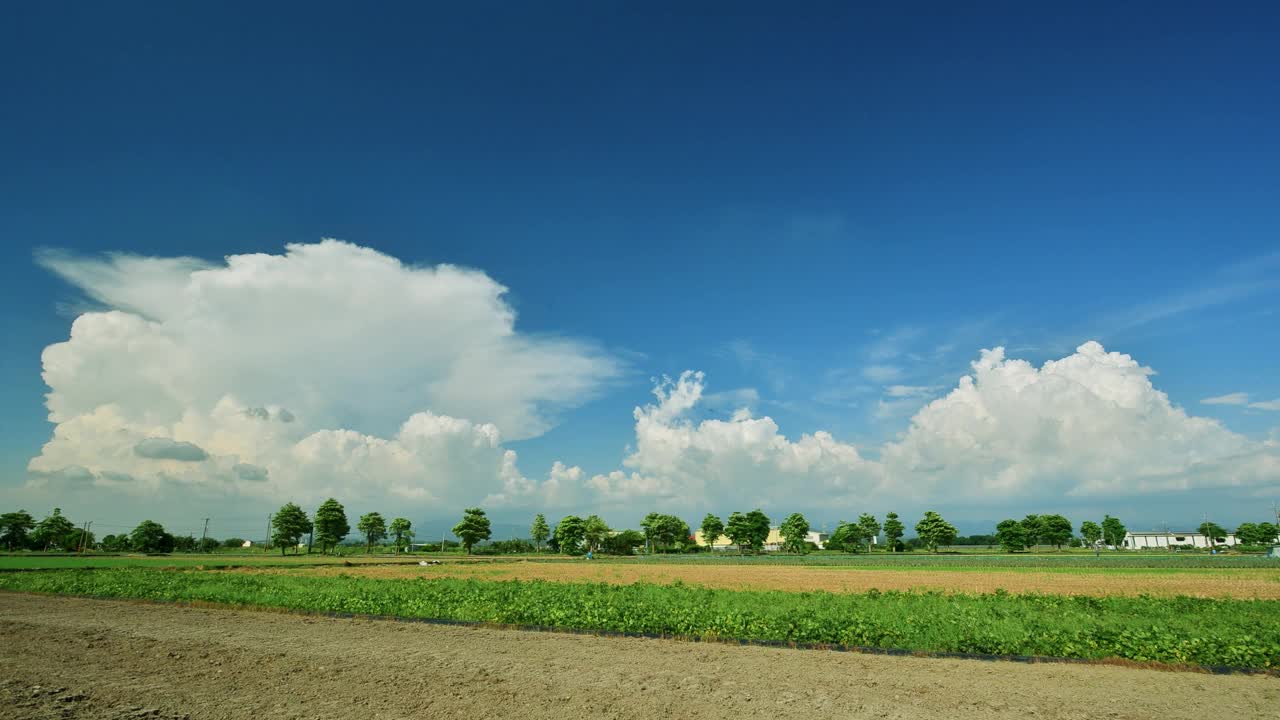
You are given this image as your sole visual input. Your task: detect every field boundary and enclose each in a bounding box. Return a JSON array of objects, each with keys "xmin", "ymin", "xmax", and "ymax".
[{"xmin": 4, "ymin": 588, "xmax": 1273, "ymax": 678}]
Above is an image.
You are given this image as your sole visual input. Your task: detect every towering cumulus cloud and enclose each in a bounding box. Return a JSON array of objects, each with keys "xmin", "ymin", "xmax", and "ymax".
[
  {"xmin": 879, "ymin": 342, "xmax": 1276, "ymax": 503},
  {"xmin": 28, "ymin": 240, "xmax": 620, "ymax": 505},
  {"xmin": 25, "ymin": 240, "xmax": 1278, "ymax": 517}
]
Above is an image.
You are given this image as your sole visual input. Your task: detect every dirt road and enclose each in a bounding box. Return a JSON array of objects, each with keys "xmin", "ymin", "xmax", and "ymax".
[{"xmin": 1, "ymin": 593, "xmax": 1276, "ymax": 720}]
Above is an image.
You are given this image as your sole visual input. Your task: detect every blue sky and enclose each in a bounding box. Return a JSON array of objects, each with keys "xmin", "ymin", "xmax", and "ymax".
[{"xmin": 2, "ymin": 3, "xmax": 1278, "ymax": 538}]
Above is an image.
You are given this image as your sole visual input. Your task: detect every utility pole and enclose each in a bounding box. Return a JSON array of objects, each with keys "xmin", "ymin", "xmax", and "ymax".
[
  {"xmin": 77, "ymin": 521, "xmax": 92, "ymax": 553},
  {"xmin": 200, "ymin": 518, "xmax": 209, "ymax": 553},
  {"xmin": 265, "ymin": 514, "xmax": 272, "ymax": 553}
]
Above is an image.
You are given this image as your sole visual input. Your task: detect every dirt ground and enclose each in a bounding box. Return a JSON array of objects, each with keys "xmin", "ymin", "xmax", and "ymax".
[
  {"xmin": 249, "ymin": 560, "xmax": 1280, "ymax": 598},
  {"xmin": 1, "ymin": 593, "xmax": 1276, "ymax": 720}
]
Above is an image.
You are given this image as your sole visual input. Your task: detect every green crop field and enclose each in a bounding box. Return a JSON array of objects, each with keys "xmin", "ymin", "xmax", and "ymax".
[
  {"xmin": 2, "ymin": 567, "xmax": 1277, "ymax": 670},
  {"xmin": 0, "ymin": 554, "xmax": 429, "ymax": 570},
  {"xmin": 614, "ymin": 552, "xmax": 1280, "ymax": 570}
]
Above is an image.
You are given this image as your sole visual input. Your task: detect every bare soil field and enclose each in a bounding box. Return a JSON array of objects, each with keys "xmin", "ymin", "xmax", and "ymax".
[
  {"xmin": 250, "ymin": 560, "xmax": 1280, "ymax": 598},
  {"xmin": 1, "ymin": 593, "xmax": 1277, "ymax": 720}
]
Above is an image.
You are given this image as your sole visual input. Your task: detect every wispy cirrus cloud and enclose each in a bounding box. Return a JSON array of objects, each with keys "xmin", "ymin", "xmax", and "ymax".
[
  {"xmin": 1200, "ymin": 392, "xmax": 1280, "ymax": 411},
  {"xmin": 1202, "ymin": 393, "xmax": 1251, "ymax": 406}
]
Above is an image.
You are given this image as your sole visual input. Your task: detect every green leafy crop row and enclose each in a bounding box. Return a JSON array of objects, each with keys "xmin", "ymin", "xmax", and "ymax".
[
  {"xmin": 2, "ymin": 568, "xmax": 1277, "ymax": 670},
  {"xmin": 621, "ymin": 553, "xmax": 1280, "ymax": 569}
]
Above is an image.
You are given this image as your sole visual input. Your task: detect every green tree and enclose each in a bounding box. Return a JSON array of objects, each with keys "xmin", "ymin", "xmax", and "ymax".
[
  {"xmin": 583, "ymin": 514, "xmax": 611, "ymax": 552},
  {"xmin": 129, "ymin": 520, "xmax": 174, "ymax": 553},
  {"xmin": 313, "ymin": 498, "xmax": 350, "ymax": 554},
  {"xmin": 778, "ymin": 512, "xmax": 810, "ymax": 554},
  {"xmin": 452, "ymin": 507, "xmax": 492, "ymax": 554},
  {"xmin": 173, "ymin": 535, "xmax": 198, "ymax": 552},
  {"xmin": 357, "ymin": 512, "xmax": 387, "ymax": 553},
  {"xmin": 600, "ymin": 529, "xmax": 645, "ymax": 555},
  {"xmin": 699, "ymin": 514, "xmax": 725, "ymax": 552},
  {"xmin": 995, "ymin": 519, "xmax": 1027, "ymax": 553},
  {"xmin": 640, "ymin": 513, "xmax": 689, "ymax": 552},
  {"xmin": 725, "ymin": 509, "xmax": 771, "ymax": 554},
  {"xmin": 66, "ymin": 527, "xmax": 95, "ymax": 552},
  {"xmin": 1238, "ymin": 522, "xmax": 1278, "ymax": 546},
  {"xmin": 222, "ymin": 537, "xmax": 246, "ymax": 548},
  {"xmin": 825, "ymin": 521, "xmax": 857, "ymax": 552},
  {"xmin": 857, "ymin": 513, "xmax": 881, "ymax": 552},
  {"xmin": 1080, "ymin": 520, "xmax": 1102, "ymax": 546},
  {"xmin": 1040, "ymin": 514, "xmax": 1074, "ymax": 550},
  {"xmin": 33, "ymin": 508, "xmax": 78, "ymax": 551},
  {"xmin": 530, "ymin": 514, "xmax": 550, "ymax": 552},
  {"xmin": 100, "ymin": 534, "xmax": 128, "ymax": 552},
  {"xmin": 883, "ymin": 512, "xmax": 905, "ymax": 552},
  {"xmin": 1259, "ymin": 522, "xmax": 1279, "ymax": 545},
  {"xmin": 0, "ymin": 510, "xmax": 35, "ymax": 550},
  {"xmin": 1198, "ymin": 521, "xmax": 1227, "ymax": 549},
  {"xmin": 271, "ymin": 502, "xmax": 312, "ymax": 555},
  {"xmin": 914, "ymin": 511, "xmax": 957, "ymax": 553},
  {"xmin": 1101, "ymin": 515, "xmax": 1127, "ymax": 548},
  {"xmin": 1021, "ymin": 514, "xmax": 1043, "ymax": 550},
  {"xmin": 554, "ymin": 515, "xmax": 586, "ymax": 554},
  {"xmin": 389, "ymin": 517, "xmax": 413, "ymax": 553}
]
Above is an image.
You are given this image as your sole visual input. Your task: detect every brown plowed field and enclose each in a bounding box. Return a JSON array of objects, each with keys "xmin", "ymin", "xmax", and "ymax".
[
  {"xmin": 243, "ymin": 560, "xmax": 1280, "ymax": 598},
  {"xmin": 1, "ymin": 593, "xmax": 1277, "ymax": 720}
]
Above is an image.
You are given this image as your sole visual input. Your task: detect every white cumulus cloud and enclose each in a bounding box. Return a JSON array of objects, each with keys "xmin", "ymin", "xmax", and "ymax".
[
  {"xmin": 23, "ymin": 241, "xmax": 1280, "ymax": 523},
  {"xmin": 879, "ymin": 342, "xmax": 1274, "ymax": 503},
  {"xmin": 27, "ymin": 240, "xmax": 620, "ymax": 509}
]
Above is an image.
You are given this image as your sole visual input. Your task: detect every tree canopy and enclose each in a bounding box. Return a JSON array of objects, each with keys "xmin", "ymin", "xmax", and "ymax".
[
  {"xmin": 1039, "ymin": 514, "xmax": 1073, "ymax": 550},
  {"xmin": 554, "ymin": 515, "xmax": 585, "ymax": 554},
  {"xmin": 0, "ymin": 510, "xmax": 35, "ymax": 550},
  {"xmin": 699, "ymin": 514, "xmax": 724, "ymax": 551},
  {"xmin": 914, "ymin": 511, "xmax": 957, "ymax": 553},
  {"xmin": 530, "ymin": 514, "xmax": 550, "ymax": 552},
  {"xmin": 1236, "ymin": 522, "xmax": 1279, "ymax": 546},
  {"xmin": 825, "ymin": 521, "xmax": 857, "ymax": 553},
  {"xmin": 882, "ymin": 512, "xmax": 905, "ymax": 551},
  {"xmin": 1197, "ymin": 521, "xmax": 1227, "ymax": 546},
  {"xmin": 1101, "ymin": 515, "xmax": 1127, "ymax": 547},
  {"xmin": 129, "ymin": 520, "xmax": 174, "ymax": 553},
  {"xmin": 452, "ymin": 507, "xmax": 492, "ymax": 554},
  {"xmin": 33, "ymin": 508, "xmax": 78, "ymax": 551},
  {"xmin": 856, "ymin": 513, "xmax": 881, "ymax": 552},
  {"xmin": 995, "ymin": 519, "xmax": 1026, "ymax": 553},
  {"xmin": 358, "ymin": 512, "xmax": 387, "ymax": 552},
  {"xmin": 640, "ymin": 513, "xmax": 689, "ymax": 552},
  {"xmin": 1079, "ymin": 520, "xmax": 1102, "ymax": 546},
  {"xmin": 313, "ymin": 498, "xmax": 350, "ymax": 554},
  {"xmin": 271, "ymin": 502, "xmax": 312, "ymax": 555},
  {"xmin": 725, "ymin": 509, "xmax": 771, "ymax": 554},
  {"xmin": 389, "ymin": 517, "xmax": 413, "ymax": 552},
  {"xmin": 778, "ymin": 512, "xmax": 810, "ymax": 554},
  {"xmin": 583, "ymin": 514, "xmax": 611, "ymax": 552}
]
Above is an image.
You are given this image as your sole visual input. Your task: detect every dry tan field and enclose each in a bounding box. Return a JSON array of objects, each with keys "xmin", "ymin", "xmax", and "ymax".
[
  {"xmin": 241, "ymin": 560, "xmax": 1280, "ymax": 598},
  {"xmin": 2, "ymin": 593, "xmax": 1277, "ymax": 720}
]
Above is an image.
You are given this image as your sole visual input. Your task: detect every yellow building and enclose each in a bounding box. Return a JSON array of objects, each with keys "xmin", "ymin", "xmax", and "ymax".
[{"xmin": 694, "ymin": 527, "xmax": 820, "ymax": 551}]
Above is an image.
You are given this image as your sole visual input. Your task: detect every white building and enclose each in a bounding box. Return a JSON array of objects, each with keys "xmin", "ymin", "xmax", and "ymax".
[{"xmin": 1122, "ymin": 531, "xmax": 1237, "ymax": 550}]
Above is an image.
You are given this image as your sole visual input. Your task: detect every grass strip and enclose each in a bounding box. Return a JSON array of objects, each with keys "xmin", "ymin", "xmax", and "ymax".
[{"xmin": 2, "ymin": 568, "xmax": 1277, "ymax": 670}]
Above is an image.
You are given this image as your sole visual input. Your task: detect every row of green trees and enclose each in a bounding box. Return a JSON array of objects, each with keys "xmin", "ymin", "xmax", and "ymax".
[
  {"xmin": 270, "ymin": 499, "xmax": 416, "ymax": 555},
  {"xmin": 519, "ymin": 509, "xmax": 957, "ymax": 555},
  {"xmin": 993, "ymin": 514, "xmax": 1109, "ymax": 552},
  {"xmin": 0, "ymin": 508, "xmax": 93, "ymax": 552},
  {"xmin": 6, "ymin": 503, "xmax": 1277, "ymax": 556}
]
